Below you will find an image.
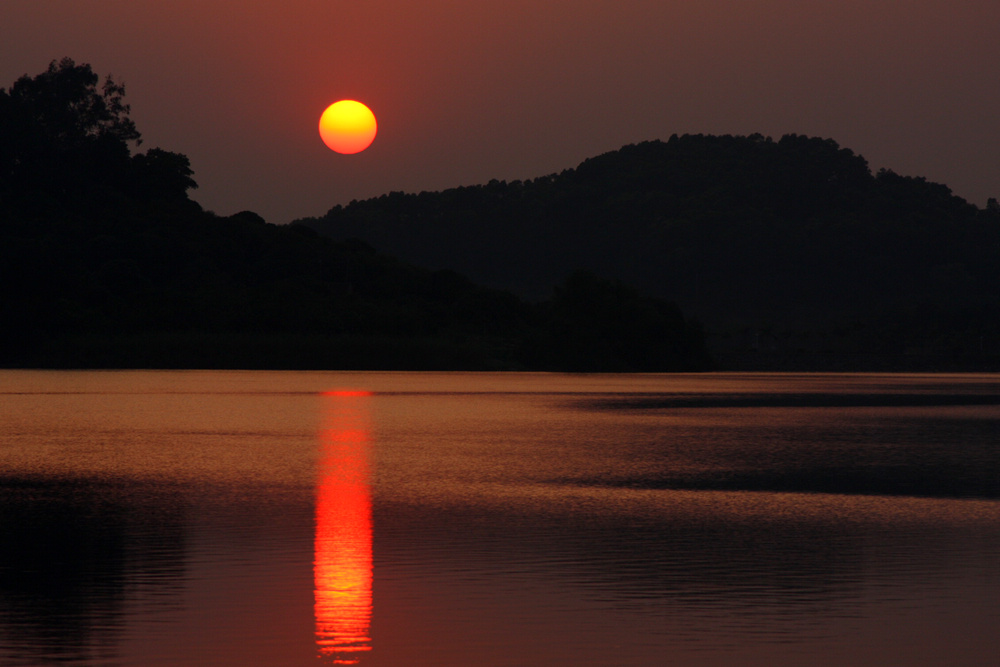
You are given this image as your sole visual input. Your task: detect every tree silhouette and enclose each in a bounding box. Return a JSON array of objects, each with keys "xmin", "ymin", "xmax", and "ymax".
[
  {"xmin": 130, "ymin": 148, "xmax": 198, "ymax": 201},
  {"xmin": 525, "ymin": 271, "xmax": 711, "ymax": 372},
  {"xmin": 0, "ymin": 58, "xmax": 195, "ymax": 209}
]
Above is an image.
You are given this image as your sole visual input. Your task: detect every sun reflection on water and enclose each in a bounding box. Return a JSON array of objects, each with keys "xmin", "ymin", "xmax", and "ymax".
[{"xmin": 315, "ymin": 390, "xmax": 373, "ymax": 664}]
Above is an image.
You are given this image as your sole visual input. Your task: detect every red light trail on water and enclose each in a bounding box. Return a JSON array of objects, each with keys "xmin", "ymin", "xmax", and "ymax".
[{"xmin": 315, "ymin": 390, "xmax": 374, "ymax": 664}]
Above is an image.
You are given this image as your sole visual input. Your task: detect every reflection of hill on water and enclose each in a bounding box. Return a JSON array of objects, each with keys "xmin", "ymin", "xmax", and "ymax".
[
  {"xmin": 569, "ymin": 385, "xmax": 1000, "ymax": 499},
  {"xmin": 375, "ymin": 489, "xmax": 1000, "ymax": 631},
  {"xmin": 0, "ymin": 476, "xmax": 187, "ymax": 665}
]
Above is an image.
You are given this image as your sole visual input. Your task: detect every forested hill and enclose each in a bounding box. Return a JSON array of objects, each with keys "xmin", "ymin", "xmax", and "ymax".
[
  {"xmin": 1, "ymin": 59, "xmax": 710, "ymax": 371},
  {"xmin": 298, "ymin": 134, "xmax": 1000, "ymax": 367}
]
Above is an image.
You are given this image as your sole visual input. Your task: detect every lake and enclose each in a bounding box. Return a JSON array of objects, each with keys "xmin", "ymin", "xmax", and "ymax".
[{"xmin": 1, "ymin": 370, "xmax": 998, "ymax": 666}]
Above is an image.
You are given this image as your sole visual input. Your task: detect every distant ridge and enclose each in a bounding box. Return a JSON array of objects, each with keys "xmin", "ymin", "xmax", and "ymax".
[
  {"xmin": 4, "ymin": 60, "xmax": 997, "ymax": 370},
  {"xmin": 298, "ymin": 134, "xmax": 1000, "ymax": 368},
  {"xmin": 1, "ymin": 59, "xmax": 711, "ymax": 372}
]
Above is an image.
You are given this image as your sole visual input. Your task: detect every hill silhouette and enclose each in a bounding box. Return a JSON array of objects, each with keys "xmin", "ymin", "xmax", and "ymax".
[
  {"xmin": 1, "ymin": 59, "xmax": 709, "ymax": 371},
  {"xmin": 298, "ymin": 134, "xmax": 1000, "ymax": 369}
]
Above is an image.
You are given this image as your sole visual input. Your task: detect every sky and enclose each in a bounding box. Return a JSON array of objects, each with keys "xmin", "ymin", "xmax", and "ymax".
[{"xmin": 3, "ymin": 0, "xmax": 1000, "ymax": 223}]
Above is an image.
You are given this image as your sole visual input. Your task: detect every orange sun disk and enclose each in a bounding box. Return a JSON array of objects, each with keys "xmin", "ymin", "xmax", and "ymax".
[{"xmin": 319, "ymin": 100, "xmax": 377, "ymax": 154}]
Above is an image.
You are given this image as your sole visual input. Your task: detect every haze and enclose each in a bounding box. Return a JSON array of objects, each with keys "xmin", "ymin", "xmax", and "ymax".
[{"xmin": 3, "ymin": 0, "xmax": 998, "ymax": 223}]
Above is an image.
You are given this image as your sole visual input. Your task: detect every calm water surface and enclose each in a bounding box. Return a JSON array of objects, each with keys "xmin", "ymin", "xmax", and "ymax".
[{"xmin": 1, "ymin": 371, "xmax": 998, "ymax": 666}]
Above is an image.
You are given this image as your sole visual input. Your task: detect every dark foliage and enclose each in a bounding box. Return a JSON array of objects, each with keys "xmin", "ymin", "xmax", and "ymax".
[
  {"xmin": 0, "ymin": 58, "xmax": 195, "ymax": 210},
  {"xmin": 524, "ymin": 271, "xmax": 711, "ymax": 372},
  {"xmin": 0, "ymin": 60, "xmax": 710, "ymax": 371},
  {"xmin": 299, "ymin": 134, "xmax": 1000, "ymax": 369}
]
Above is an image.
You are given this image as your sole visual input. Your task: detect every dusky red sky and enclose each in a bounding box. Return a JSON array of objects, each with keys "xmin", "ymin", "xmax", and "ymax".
[{"xmin": 3, "ymin": 0, "xmax": 999, "ymax": 223}]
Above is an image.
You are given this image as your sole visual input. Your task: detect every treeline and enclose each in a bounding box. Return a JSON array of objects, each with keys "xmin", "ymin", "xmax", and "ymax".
[
  {"xmin": 0, "ymin": 59, "xmax": 709, "ymax": 371},
  {"xmin": 298, "ymin": 135, "xmax": 1000, "ymax": 368}
]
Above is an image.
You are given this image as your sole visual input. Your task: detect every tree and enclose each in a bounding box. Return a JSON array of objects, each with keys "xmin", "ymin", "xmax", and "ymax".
[
  {"xmin": 0, "ymin": 58, "xmax": 196, "ymax": 208},
  {"xmin": 1, "ymin": 58, "xmax": 139, "ymax": 200},
  {"xmin": 6, "ymin": 57, "xmax": 140, "ymax": 147},
  {"xmin": 130, "ymin": 148, "xmax": 198, "ymax": 201},
  {"xmin": 525, "ymin": 271, "xmax": 711, "ymax": 372}
]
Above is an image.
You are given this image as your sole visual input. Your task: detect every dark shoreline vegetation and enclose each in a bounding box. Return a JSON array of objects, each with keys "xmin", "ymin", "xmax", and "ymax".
[{"xmin": 3, "ymin": 59, "xmax": 999, "ymax": 372}]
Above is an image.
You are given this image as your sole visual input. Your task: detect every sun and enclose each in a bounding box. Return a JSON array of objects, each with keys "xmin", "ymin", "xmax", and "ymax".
[{"xmin": 319, "ymin": 100, "xmax": 377, "ymax": 154}]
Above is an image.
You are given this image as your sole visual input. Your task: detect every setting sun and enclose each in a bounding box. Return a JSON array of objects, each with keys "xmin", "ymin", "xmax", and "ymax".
[{"xmin": 319, "ymin": 100, "xmax": 377, "ymax": 154}]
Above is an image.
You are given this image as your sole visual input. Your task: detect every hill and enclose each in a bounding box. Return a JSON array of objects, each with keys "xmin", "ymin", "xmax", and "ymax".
[
  {"xmin": 298, "ymin": 134, "xmax": 1000, "ymax": 369},
  {"xmin": 0, "ymin": 59, "xmax": 710, "ymax": 371}
]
